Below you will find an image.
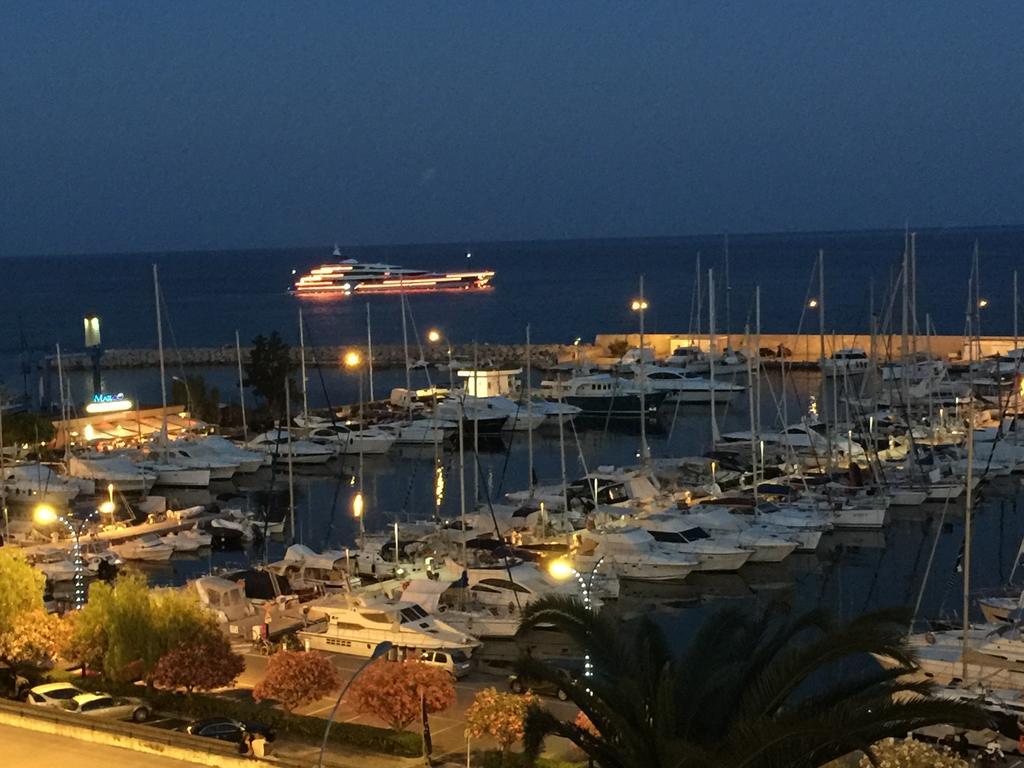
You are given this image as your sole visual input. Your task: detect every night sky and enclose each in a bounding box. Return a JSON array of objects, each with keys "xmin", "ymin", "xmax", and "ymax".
[{"xmin": 2, "ymin": 1, "xmax": 1022, "ymax": 256}]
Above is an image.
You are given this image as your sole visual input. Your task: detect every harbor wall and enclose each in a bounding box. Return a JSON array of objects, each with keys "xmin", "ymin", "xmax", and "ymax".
[
  {"xmin": 593, "ymin": 333, "xmax": 1020, "ymax": 364},
  {"xmin": 48, "ymin": 334, "xmax": 1020, "ymax": 371}
]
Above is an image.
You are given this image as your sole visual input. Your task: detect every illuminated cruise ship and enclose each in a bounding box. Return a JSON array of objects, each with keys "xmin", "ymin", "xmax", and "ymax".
[{"xmin": 292, "ymin": 247, "xmax": 495, "ymax": 297}]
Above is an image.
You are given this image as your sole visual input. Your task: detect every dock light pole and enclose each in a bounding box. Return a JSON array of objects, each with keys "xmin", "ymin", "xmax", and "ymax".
[
  {"xmin": 631, "ymin": 283, "xmax": 650, "ymax": 464},
  {"xmin": 318, "ymin": 641, "xmax": 393, "ymax": 768},
  {"xmin": 428, "ymin": 329, "xmax": 468, "ymax": 563},
  {"xmin": 548, "ymin": 556, "xmax": 605, "ymax": 683},
  {"xmin": 34, "ymin": 503, "xmax": 97, "ymax": 611},
  {"xmin": 344, "ymin": 350, "xmax": 365, "ymax": 543}
]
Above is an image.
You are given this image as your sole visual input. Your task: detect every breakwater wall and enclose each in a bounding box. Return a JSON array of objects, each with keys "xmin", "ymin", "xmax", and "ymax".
[
  {"xmin": 55, "ymin": 343, "xmax": 586, "ymax": 371},
  {"xmin": 49, "ymin": 334, "xmax": 1017, "ymax": 372}
]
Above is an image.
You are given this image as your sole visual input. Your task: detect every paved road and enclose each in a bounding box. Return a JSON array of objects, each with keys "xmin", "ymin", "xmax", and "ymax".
[{"xmin": 1, "ymin": 722, "xmax": 203, "ymax": 767}]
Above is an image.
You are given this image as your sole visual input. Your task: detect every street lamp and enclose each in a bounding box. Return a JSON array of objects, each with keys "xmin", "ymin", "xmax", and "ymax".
[
  {"xmin": 978, "ymin": 298, "xmax": 989, "ymax": 309},
  {"xmin": 808, "ymin": 298, "xmax": 819, "ymax": 309},
  {"xmin": 547, "ymin": 555, "xmax": 604, "ymax": 682},
  {"xmin": 631, "ymin": 279, "xmax": 650, "ymax": 463},
  {"xmin": 318, "ymin": 641, "xmax": 394, "ymax": 768},
  {"xmin": 344, "ymin": 350, "xmax": 366, "ymax": 542},
  {"xmin": 34, "ymin": 503, "xmax": 95, "ymax": 611},
  {"xmin": 427, "ymin": 328, "xmax": 442, "ymax": 344}
]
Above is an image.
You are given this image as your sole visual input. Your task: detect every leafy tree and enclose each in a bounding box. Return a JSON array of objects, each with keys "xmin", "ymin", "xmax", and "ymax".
[
  {"xmin": 465, "ymin": 687, "xmax": 537, "ymax": 762},
  {"xmin": 70, "ymin": 572, "xmax": 221, "ymax": 687},
  {"xmin": 1, "ymin": 411, "xmax": 56, "ymax": 450},
  {"xmin": 0, "ymin": 609, "xmax": 72, "ymax": 671},
  {"xmin": 245, "ymin": 332, "xmax": 296, "ymax": 418},
  {"xmin": 606, "ymin": 339, "xmax": 629, "ymax": 358},
  {"xmin": 858, "ymin": 738, "xmax": 968, "ymax": 768},
  {"xmin": 349, "ymin": 659, "xmax": 455, "ymax": 733},
  {"xmin": 0, "ymin": 550, "xmax": 45, "ymax": 636},
  {"xmin": 151, "ymin": 633, "xmax": 244, "ymax": 697},
  {"xmin": 516, "ymin": 599, "xmax": 991, "ymax": 768},
  {"xmin": 170, "ymin": 375, "xmax": 221, "ymax": 424},
  {"xmin": 252, "ymin": 650, "xmax": 340, "ymax": 713}
]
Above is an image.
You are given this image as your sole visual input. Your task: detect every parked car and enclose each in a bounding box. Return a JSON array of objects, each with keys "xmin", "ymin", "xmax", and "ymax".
[
  {"xmin": 60, "ymin": 692, "xmax": 150, "ymax": 722},
  {"xmin": 25, "ymin": 682, "xmax": 84, "ymax": 707},
  {"xmin": 508, "ymin": 659, "xmax": 585, "ymax": 701},
  {"xmin": 417, "ymin": 649, "xmax": 472, "ymax": 679},
  {"xmin": 185, "ymin": 717, "xmax": 277, "ymax": 745}
]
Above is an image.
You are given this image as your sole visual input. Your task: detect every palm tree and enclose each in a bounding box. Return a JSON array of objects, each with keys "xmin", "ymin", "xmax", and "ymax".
[{"xmin": 517, "ymin": 598, "xmax": 990, "ymax": 768}]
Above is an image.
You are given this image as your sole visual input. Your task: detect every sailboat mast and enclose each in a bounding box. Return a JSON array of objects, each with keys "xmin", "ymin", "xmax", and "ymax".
[
  {"xmin": 235, "ymin": 330, "xmax": 248, "ymax": 441},
  {"xmin": 1014, "ymin": 270, "xmax": 1019, "ymax": 351},
  {"xmin": 723, "ymin": 234, "xmax": 731, "ymax": 350},
  {"xmin": 708, "ymin": 269, "xmax": 720, "ymax": 444},
  {"xmin": 298, "ymin": 308, "xmax": 309, "ymax": 426},
  {"xmin": 400, "ymin": 283, "xmax": 411, "ymax": 416},
  {"xmin": 961, "ymin": 401, "xmax": 975, "ymax": 682},
  {"xmin": 153, "ymin": 265, "xmax": 168, "ymax": 448},
  {"xmin": 638, "ymin": 275, "xmax": 648, "ymax": 463},
  {"xmin": 0, "ymin": 402, "xmax": 6, "ymax": 542},
  {"xmin": 755, "ymin": 285, "xmax": 762, "ymax": 486},
  {"xmin": 695, "ymin": 254, "xmax": 703, "ymax": 338},
  {"xmin": 286, "ymin": 377, "xmax": 295, "ymax": 539},
  {"xmin": 746, "ymin": 322, "xmax": 757, "ymax": 501},
  {"xmin": 526, "ymin": 324, "xmax": 534, "ymax": 496},
  {"xmin": 366, "ymin": 303, "xmax": 375, "ymax": 402}
]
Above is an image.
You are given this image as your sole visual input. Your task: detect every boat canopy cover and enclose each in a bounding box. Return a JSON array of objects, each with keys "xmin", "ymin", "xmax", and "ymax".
[
  {"xmin": 400, "ymin": 578, "xmax": 454, "ymax": 612},
  {"xmin": 284, "ymin": 544, "xmax": 344, "ymax": 570}
]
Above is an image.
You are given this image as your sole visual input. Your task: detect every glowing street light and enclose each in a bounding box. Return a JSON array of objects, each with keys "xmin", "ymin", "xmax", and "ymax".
[
  {"xmin": 630, "ymin": 299, "xmax": 649, "ymax": 312},
  {"xmin": 547, "ymin": 558, "xmax": 575, "ymax": 581},
  {"xmin": 33, "ymin": 503, "xmax": 58, "ymax": 526},
  {"xmin": 343, "ymin": 350, "xmax": 362, "ymax": 368},
  {"xmin": 427, "ymin": 328, "xmax": 442, "ymax": 344},
  {"xmin": 978, "ymin": 298, "xmax": 989, "ymax": 309},
  {"xmin": 546, "ymin": 556, "xmax": 604, "ymax": 686},
  {"xmin": 352, "ymin": 491, "xmax": 364, "ymax": 519},
  {"xmin": 98, "ymin": 500, "xmax": 116, "ymax": 516},
  {"xmin": 808, "ymin": 298, "xmax": 819, "ymax": 309}
]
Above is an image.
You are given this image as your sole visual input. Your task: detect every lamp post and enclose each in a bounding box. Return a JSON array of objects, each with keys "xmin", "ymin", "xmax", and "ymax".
[
  {"xmin": 428, "ymin": 329, "xmax": 467, "ymax": 563},
  {"xmin": 344, "ymin": 350, "xmax": 365, "ymax": 544},
  {"xmin": 318, "ymin": 641, "xmax": 393, "ymax": 768},
  {"xmin": 631, "ymin": 282, "xmax": 650, "ymax": 463},
  {"xmin": 34, "ymin": 503, "xmax": 96, "ymax": 611},
  {"xmin": 548, "ymin": 555, "xmax": 604, "ymax": 683}
]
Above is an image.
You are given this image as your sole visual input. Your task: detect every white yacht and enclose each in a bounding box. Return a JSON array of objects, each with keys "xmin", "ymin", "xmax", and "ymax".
[
  {"xmin": 162, "ymin": 446, "xmax": 239, "ymax": 480},
  {"xmin": 664, "ymin": 345, "xmax": 748, "ymax": 377},
  {"xmin": 600, "ymin": 519, "xmax": 751, "ymax": 572},
  {"xmin": 538, "ymin": 374, "xmax": 668, "ymax": 419},
  {"xmin": 822, "ymin": 348, "xmax": 872, "ymax": 376},
  {"xmin": 162, "ymin": 527, "xmax": 212, "ymax": 552},
  {"xmin": 464, "ymin": 562, "xmax": 600, "ymax": 610},
  {"xmin": 636, "ymin": 366, "xmax": 746, "ymax": 404},
  {"xmin": 2, "ymin": 463, "xmax": 90, "ymax": 505},
  {"xmin": 374, "ymin": 417, "xmax": 457, "ymax": 445},
  {"xmin": 67, "ymin": 455, "xmax": 156, "ymax": 494},
  {"xmin": 27, "ymin": 547, "xmax": 78, "ymax": 582},
  {"xmin": 175, "ymin": 437, "xmax": 264, "ymax": 474},
  {"xmin": 900, "ymin": 623, "xmax": 1024, "ymax": 689},
  {"xmin": 299, "ymin": 593, "xmax": 480, "ymax": 658},
  {"xmin": 135, "ymin": 459, "xmax": 211, "ymax": 488},
  {"xmin": 639, "ymin": 510, "xmax": 797, "ymax": 563},
  {"xmin": 245, "ymin": 429, "xmax": 334, "ymax": 464},
  {"xmin": 301, "ymin": 421, "xmax": 396, "ymax": 455},
  {"xmin": 109, "ymin": 534, "xmax": 175, "ymax": 561},
  {"xmin": 690, "ymin": 501, "xmax": 828, "ymax": 552},
  {"xmin": 444, "ymin": 395, "xmax": 545, "ymax": 432},
  {"xmin": 574, "ymin": 526, "xmax": 700, "ymax": 582},
  {"xmin": 267, "ymin": 544, "xmax": 356, "ymax": 592}
]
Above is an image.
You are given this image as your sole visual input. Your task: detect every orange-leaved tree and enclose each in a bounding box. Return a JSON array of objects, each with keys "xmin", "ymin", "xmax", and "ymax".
[
  {"xmin": 0, "ymin": 609, "xmax": 73, "ymax": 672},
  {"xmin": 465, "ymin": 687, "xmax": 538, "ymax": 760},
  {"xmin": 349, "ymin": 659, "xmax": 455, "ymax": 733},
  {"xmin": 252, "ymin": 650, "xmax": 340, "ymax": 713},
  {"xmin": 152, "ymin": 634, "xmax": 245, "ymax": 697}
]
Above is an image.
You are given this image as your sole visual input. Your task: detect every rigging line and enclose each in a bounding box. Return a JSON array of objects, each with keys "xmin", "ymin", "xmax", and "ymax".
[
  {"xmin": 300, "ymin": 321, "xmax": 352, "ymax": 467},
  {"xmin": 493, "ymin": 406, "xmax": 522, "ymax": 499},
  {"xmin": 908, "ymin": 490, "xmax": 954, "ymax": 634},
  {"xmin": 472, "ymin": 444, "xmax": 523, "ymax": 612}
]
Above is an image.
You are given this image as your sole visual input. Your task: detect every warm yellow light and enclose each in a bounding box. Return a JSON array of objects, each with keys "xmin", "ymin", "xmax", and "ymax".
[
  {"xmin": 352, "ymin": 491, "xmax": 364, "ymax": 519},
  {"xmin": 34, "ymin": 504, "xmax": 58, "ymax": 525},
  {"xmin": 630, "ymin": 300, "xmax": 649, "ymax": 311},
  {"xmin": 343, "ymin": 350, "xmax": 362, "ymax": 368},
  {"xmin": 808, "ymin": 298, "xmax": 819, "ymax": 309},
  {"xmin": 98, "ymin": 501, "xmax": 116, "ymax": 515},
  {"xmin": 978, "ymin": 298, "xmax": 989, "ymax": 309},
  {"xmin": 85, "ymin": 399, "xmax": 134, "ymax": 415},
  {"xmin": 547, "ymin": 558, "xmax": 575, "ymax": 581},
  {"xmin": 427, "ymin": 329, "xmax": 442, "ymax": 343}
]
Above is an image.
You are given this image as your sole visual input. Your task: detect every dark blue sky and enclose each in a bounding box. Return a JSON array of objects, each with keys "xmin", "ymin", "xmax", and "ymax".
[{"xmin": 2, "ymin": 1, "xmax": 1022, "ymax": 256}]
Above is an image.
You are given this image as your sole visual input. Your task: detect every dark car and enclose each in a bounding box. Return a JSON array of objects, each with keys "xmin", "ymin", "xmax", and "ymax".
[
  {"xmin": 508, "ymin": 659, "xmax": 586, "ymax": 701},
  {"xmin": 185, "ymin": 716, "xmax": 276, "ymax": 744}
]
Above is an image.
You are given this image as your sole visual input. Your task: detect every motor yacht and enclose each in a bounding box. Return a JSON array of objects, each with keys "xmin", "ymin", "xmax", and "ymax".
[
  {"xmin": 634, "ymin": 366, "xmax": 746, "ymax": 404},
  {"xmin": 67, "ymin": 455, "xmax": 156, "ymax": 494},
  {"xmin": 640, "ymin": 510, "xmax": 798, "ymax": 563},
  {"xmin": 573, "ymin": 526, "xmax": 700, "ymax": 582},
  {"xmin": 109, "ymin": 533, "xmax": 175, "ymax": 561},
  {"xmin": 245, "ymin": 429, "xmax": 334, "ymax": 464},
  {"xmin": 300, "ymin": 421, "xmax": 396, "ymax": 455},
  {"xmin": 539, "ymin": 374, "xmax": 668, "ymax": 420}
]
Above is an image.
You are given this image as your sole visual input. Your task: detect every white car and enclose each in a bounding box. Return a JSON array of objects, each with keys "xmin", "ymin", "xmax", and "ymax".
[
  {"xmin": 418, "ymin": 649, "xmax": 472, "ymax": 679},
  {"xmin": 61, "ymin": 692, "xmax": 151, "ymax": 722},
  {"xmin": 26, "ymin": 682, "xmax": 84, "ymax": 707}
]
